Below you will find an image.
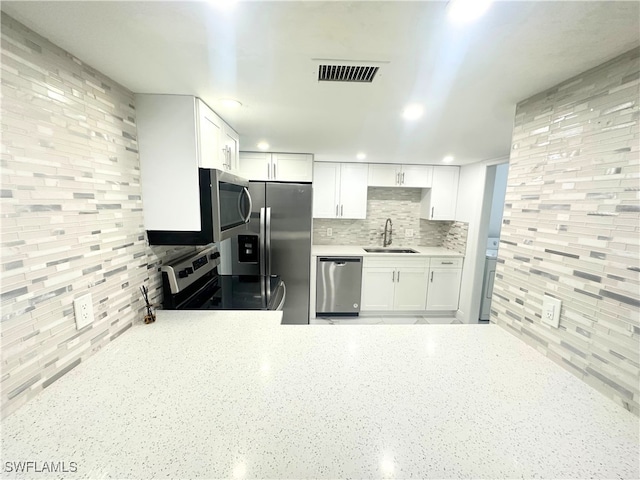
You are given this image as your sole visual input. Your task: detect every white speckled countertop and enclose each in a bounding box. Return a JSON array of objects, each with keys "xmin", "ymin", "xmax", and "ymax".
[
  {"xmin": 312, "ymin": 245, "xmax": 463, "ymax": 257},
  {"xmin": 2, "ymin": 310, "xmax": 638, "ymax": 479}
]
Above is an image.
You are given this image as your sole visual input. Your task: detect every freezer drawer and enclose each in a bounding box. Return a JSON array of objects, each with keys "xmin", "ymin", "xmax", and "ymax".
[{"xmin": 316, "ymin": 257, "xmax": 362, "ymax": 315}]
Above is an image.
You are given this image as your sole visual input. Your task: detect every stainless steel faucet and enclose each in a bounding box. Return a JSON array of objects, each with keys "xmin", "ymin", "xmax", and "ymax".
[{"xmin": 383, "ymin": 218, "xmax": 393, "ymax": 247}]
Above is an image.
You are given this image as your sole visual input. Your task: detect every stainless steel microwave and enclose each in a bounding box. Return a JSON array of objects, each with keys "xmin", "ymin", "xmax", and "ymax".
[{"xmin": 147, "ymin": 169, "xmax": 251, "ymax": 245}]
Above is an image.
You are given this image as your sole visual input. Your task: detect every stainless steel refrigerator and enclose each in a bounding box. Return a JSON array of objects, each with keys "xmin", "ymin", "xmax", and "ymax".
[{"xmin": 228, "ymin": 182, "xmax": 312, "ymax": 325}]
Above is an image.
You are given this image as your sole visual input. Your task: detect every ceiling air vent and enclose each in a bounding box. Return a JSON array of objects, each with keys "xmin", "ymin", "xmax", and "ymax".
[{"xmin": 318, "ymin": 64, "xmax": 380, "ymax": 83}]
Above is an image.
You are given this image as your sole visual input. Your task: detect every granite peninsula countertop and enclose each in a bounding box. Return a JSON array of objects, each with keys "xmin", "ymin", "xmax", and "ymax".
[
  {"xmin": 1, "ymin": 310, "xmax": 638, "ymax": 479},
  {"xmin": 312, "ymin": 245, "xmax": 464, "ymax": 257}
]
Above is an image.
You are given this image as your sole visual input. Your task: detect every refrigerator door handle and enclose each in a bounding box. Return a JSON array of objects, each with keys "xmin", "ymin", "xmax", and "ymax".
[
  {"xmin": 259, "ymin": 207, "xmax": 266, "ymax": 276},
  {"xmin": 265, "ymin": 207, "xmax": 272, "ymax": 275}
]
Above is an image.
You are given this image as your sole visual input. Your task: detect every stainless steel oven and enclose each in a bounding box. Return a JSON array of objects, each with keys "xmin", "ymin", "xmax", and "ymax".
[{"xmin": 162, "ymin": 245, "xmax": 286, "ymax": 312}]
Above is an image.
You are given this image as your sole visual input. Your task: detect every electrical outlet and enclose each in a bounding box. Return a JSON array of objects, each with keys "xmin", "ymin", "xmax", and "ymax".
[
  {"xmin": 327, "ymin": 228, "xmax": 333, "ymax": 237},
  {"xmin": 405, "ymin": 228, "xmax": 414, "ymax": 238},
  {"xmin": 542, "ymin": 295, "xmax": 561, "ymax": 328},
  {"xmin": 74, "ymin": 293, "xmax": 94, "ymax": 330}
]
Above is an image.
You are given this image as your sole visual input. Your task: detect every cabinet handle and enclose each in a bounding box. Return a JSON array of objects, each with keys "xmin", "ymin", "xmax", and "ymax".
[
  {"xmin": 397, "ymin": 270, "xmax": 400, "ymax": 282},
  {"xmin": 273, "ymin": 163, "xmax": 277, "ymax": 179},
  {"xmin": 336, "ymin": 204, "xmax": 339, "ymax": 217},
  {"xmin": 396, "ymin": 173, "xmax": 400, "ymax": 185},
  {"xmin": 441, "ymin": 261, "xmax": 453, "ymax": 265},
  {"xmin": 431, "ymin": 207, "xmax": 434, "ymax": 218},
  {"xmin": 340, "ymin": 205, "xmax": 343, "ymax": 217},
  {"xmin": 392, "ymin": 271, "xmax": 395, "ymax": 283},
  {"xmin": 402, "ymin": 172, "xmax": 405, "ymax": 185},
  {"xmin": 267, "ymin": 163, "xmax": 271, "ymax": 179}
]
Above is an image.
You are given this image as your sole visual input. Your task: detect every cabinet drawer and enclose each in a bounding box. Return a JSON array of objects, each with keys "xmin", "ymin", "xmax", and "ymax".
[
  {"xmin": 363, "ymin": 257, "xmax": 429, "ymax": 269},
  {"xmin": 430, "ymin": 257, "xmax": 462, "ymax": 268}
]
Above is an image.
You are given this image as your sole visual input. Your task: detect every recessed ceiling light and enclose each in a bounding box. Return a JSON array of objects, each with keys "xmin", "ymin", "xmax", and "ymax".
[
  {"xmin": 447, "ymin": 0, "xmax": 494, "ymax": 25},
  {"xmin": 220, "ymin": 98, "xmax": 242, "ymax": 109},
  {"xmin": 402, "ymin": 104, "xmax": 424, "ymax": 121},
  {"xmin": 257, "ymin": 142, "xmax": 269, "ymax": 150},
  {"xmin": 208, "ymin": 0, "xmax": 237, "ymax": 11},
  {"xmin": 442, "ymin": 155, "xmax": 454, "ymax": 163},
  {"xmin": 356, "ymin": 152, "xmax": 367, "ymax": 160}
]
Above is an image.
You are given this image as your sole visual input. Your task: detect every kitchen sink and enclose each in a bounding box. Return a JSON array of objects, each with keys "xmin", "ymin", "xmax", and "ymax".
[{"xmin": 364, "ymin": 248, "xmax": 418, "ymax": 254}]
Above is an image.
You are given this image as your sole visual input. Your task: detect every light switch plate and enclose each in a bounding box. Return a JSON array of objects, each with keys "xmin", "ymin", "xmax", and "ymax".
[
  {"xmin": 326, "ymin": 228, "xmax": 333, "ymax": 237},
  {"xmin": 542, "ymin": 295, "xmax": 561, "ymax": 328},
  {"xmin": 405, "ymin": 228, "xmax": 414, "ymax": 238}
]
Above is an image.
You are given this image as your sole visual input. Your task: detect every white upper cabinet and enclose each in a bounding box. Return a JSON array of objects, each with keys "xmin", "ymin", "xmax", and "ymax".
[
  {"xmin": 196, "ymin": 99, "xmax": 224, "ymax": 170},
  {"xmin": 313, "ymin": 162, "xmax": 368, "ymax": 219},
  {"xmin": 400, "ymin": 165, "xmax": 433, "ymax": 188},
  {"xmin": 420, "ymin": 166, "xmax": 460, "ymax": 221},
  {"xmin": 272, "ymin": 153, "xmax": 313, "ymax": 182},
  {"xmin": 136, "ymin": 94, "xmax": 240, "ymax": 231},
  {"xmin": 238, "ymin": 152, "xmax": 313, "ymax": 182},
  {"xmin": 368, "ymin": 164, "xmax": 400, "ymax": 187},
  {"xmin": 368, "ymin": 164, "xmax": 433, "ymax": 187},
  {"xmin": 221, "ymin": 124, "xmax": 240, "ymax": 172},
  {"xmin": 238, "ymin": 152, "xmax": 271, "ymax": 181},
  {"xmin": 197, "ymin": 99, "xmax": 238, "ymax": 172}
]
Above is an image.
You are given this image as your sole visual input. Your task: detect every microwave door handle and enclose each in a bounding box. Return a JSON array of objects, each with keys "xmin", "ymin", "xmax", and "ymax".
[
  {"xmin": 240, "ymin": 187, "xmax": 252, "ymax": 223},
  {"xmin": 259, "ymin": 207, "xmax": 266, "ymax": 276}
]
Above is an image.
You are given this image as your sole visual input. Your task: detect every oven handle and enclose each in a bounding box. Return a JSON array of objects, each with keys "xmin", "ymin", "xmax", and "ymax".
[{"xmin": 274, "ymin": 281, "xmax": 286, "ymax": 311}]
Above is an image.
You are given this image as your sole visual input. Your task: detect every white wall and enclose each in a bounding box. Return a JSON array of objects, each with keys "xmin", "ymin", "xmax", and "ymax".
[
  {"xmin": 488, "ymin": 163, "xmax": 509, "ymax": 238},
  {"xmin": 455, "ymin": 157, "xmax": 508, "ymax": 323}
]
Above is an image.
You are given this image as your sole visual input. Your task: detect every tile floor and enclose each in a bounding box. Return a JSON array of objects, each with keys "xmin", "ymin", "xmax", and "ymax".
[{"xmin": 310, "ymin": 316, "xmax": 464, "ymax": 325}]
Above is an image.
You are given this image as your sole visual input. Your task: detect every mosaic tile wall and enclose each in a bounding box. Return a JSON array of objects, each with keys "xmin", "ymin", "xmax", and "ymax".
[
  {"xmin": 313, "ymin": 187, "xmax": 468, "ymax": 253},
  {"xmin": 0, "ymin": 14, "xmax": 195, "ymax": 418},
  {"xmin": 492, "ymin": 48, "xmax": 640, "ymax": 415}
]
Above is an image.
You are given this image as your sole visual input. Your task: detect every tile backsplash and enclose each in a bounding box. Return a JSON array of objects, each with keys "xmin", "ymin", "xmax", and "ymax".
[
  {"xmin": 0, "ymin": 14, "xmax": 194, "ymax": 418},
  {"xmin": 493, "ymin": 48, "xmax": 640, "ymax": 415},
  {"xmin": 313, "ymin": 187, "xmax": 468, "ymax": 254}
]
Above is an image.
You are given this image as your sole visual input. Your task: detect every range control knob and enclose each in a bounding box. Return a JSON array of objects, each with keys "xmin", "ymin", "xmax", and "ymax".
[
  {"xmin": 211, "ymin": 252, "xmax": 220, "ymax": 259},
  {"xmin": 178, "ymin": 269, "xmax": 189, "ymax": 278},
  {"xmin": 185, "ymin": 267, "xmax": 194, "ymax": 275}
]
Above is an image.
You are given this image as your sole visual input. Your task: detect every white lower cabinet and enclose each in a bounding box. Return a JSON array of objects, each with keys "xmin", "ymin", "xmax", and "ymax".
[
  {"xmin": 426, "ymin": 257, "xmax": 463, "ymax": 311},
  {"xmin": 361, "ymin": 257, "xmax": 429, "ymax": 311}
]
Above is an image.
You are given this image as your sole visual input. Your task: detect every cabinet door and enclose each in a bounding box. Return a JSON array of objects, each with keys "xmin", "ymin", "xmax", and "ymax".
[
  {"xmin": 339, "ymin": 164, "xmax": 368, "ymax": 219},
  {"xmin": 197, "ymin": 100, "xmax": 224, "ymax": 170},
  {"xmin": 361, "ymin": 268, "xmax": 395, "ymax": 311},
  {"xmin": 429, "ymin": 166, "xmax": 459, "ymax": 220},
  {"xmin": 401, "ymin": 165, "xmax": 433, "ymax": 188},
  {"xmin": 238, "ymin": 152, "xmax": 271, "ymax": 181},
  {"xmin": 368, "ymin": 164, "xmax": 400, "ymax": 187},
  {"xmin": 312, "ymin": 163, "xmax": 340, "ymax": 218},
  {"xmin": 222, "ymin": 126, "xmax": 240, "ymax": 172},
  {"xmin": 393, "ymin": 268, "xmax": 428, "ymax": 310},
  {"xmin": 272, "ymin": 153, "xmax": 313, "ymax": 182},
  {"xmin": 426, "ymin": 268, "xmax": 462, "ymax": 310}
]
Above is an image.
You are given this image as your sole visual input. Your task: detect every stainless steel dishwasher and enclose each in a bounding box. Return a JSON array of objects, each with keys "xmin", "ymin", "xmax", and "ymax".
[{"xmin": 316, "ymin": 257, "xmax": 362, "ymax": 315}]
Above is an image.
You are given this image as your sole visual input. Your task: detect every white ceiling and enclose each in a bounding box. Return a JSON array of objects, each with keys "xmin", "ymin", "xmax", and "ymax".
[{"xmin": 2, "ymin": 1, "xmax": 639, "ymax": 166}]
